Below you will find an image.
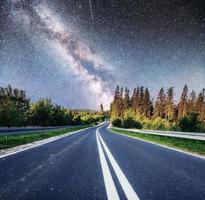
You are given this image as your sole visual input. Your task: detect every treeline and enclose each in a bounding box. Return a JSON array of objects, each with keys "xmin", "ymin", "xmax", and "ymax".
[
  {"xmin": 0, "ymin": 85, "xmax": 105, "ymax": 127},
  {"xmin": 110, "ymin": 85, "xmax": 205, "ymax": 132}
]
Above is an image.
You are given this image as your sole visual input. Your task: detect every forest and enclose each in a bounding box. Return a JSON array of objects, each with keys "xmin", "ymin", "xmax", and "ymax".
[
  {"xmin": 0, "ymin": 85, "xmax": 105, "ymax": 127},
  {"xmin": 110, "ymin": 85, "xmax": 205, "ymax": 132}
]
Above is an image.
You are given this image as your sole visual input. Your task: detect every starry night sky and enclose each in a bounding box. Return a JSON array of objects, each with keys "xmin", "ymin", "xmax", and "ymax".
[{"xmin": 0, "ymin": 0, "xmax": 205, "ymax": 110}]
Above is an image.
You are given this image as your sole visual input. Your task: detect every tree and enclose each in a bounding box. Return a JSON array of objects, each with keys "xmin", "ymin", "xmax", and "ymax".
[
  {"xmin": 196, "ymin": 91, "xmax": 204, "ymax": 121},
  {"xmin": 0, "ymin": 85, "xmax": 30, "ymax": 127},
  {"xmin": 111, "ymin": 117, "xmax": 122, "ymax": 127},
  {"xmin": 144, "ymin": 88, "xmax": 151, "ymax": 118},
  {"xmin": 154, "ymin": 88, "xmax": 166, "ymax": 118},
  {"xmin": 123, "ymin": 87, "xmax": 130, "ymax": 110},
  {"xmin": 165, "ymin": 87, "xmax": 175, "ymax": 121},
  {"xmin": 178, "ymin": 85, "xmax": 188, "ymax": 119},
  {"xmin": 111, "ymin": 85, "xmax": 122, "ymax": 118},
  {"xmin": 178, "ymin": 113, "xmax": 200, "ymax": 132},
  {"xmin": 100, "ymin": 104, "xmax": 104, "ymax": 112},
  {"xmin": 138, "ymin": 86, "xmax": 144, "ymax": 116},
  {"xmin": 29, "ymin": 98, "xmax": 53, "ymax": 126},
  {"xmin": 110, "ymin": 85, "xmax": 205, "ymax": 131},
  {"xmin": 131, "ymin": 87, "xmax": 140, "ymax": 114},
  {"xmin": 188, "ymin": 90, "xmax": 196, "ymax": 114}
]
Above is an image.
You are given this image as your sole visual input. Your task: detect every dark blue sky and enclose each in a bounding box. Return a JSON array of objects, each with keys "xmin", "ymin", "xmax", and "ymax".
[{"xmin": 0, "ymin": 0, "xmax": 205, "ymax": 110}]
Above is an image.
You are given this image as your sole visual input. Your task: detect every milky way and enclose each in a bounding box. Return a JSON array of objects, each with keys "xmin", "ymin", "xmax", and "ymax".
[
  {"xmin": 1, "ymin": 0, "xmax": 205, "ymax": 109},
  {"xmin": 8, "ymin": 0, "xmax": 113, "ymax": 109}
]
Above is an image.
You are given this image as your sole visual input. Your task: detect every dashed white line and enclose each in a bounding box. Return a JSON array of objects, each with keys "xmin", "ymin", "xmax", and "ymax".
[{"xmin": 97, "ymin": 126, "xmax": 140, "ymax": 200}]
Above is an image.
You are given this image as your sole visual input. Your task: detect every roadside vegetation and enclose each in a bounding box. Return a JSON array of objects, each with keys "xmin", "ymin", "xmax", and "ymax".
[
  {"xmin": 0, "ymin": 85, "xmax": 105, "ymax": 127},
  {"xmin": 110, "ymin": 85, "xmax": 205, "ymax": 132},
  {"xmin": 0, "ymin": 126, "xmax": 89, "ymax": 149},
  {"xmin": 110, "ymin": 128, "xmax": 205, "ymax": 155}
]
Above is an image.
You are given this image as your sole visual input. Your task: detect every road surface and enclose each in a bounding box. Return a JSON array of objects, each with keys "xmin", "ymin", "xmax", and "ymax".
[
  {"xmin": 0, "ymin": 126, "xmax": 80, "ymax": 136},
  {"xmin": 0, "ymin": 123, "xmax": 205, "ymax": 200}
]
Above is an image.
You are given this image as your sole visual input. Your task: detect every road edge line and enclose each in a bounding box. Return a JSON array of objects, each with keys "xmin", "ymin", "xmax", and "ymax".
[
  {"xmin": 0, "ymin": 127, "xmax": 92, "ymax": 159},
  {"xmin": 108, "ymin": 128, "xmax": 205, "ymax": 160}
]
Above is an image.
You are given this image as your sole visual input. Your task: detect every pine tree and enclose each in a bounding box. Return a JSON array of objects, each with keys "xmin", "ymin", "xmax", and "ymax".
[
  {"xmin": 120, "ymin": 87, "xmax": 124, "ymax": 116},
  {"xmin": 188, "ymin": 90, "xmax": 196, "ymax": 114},
  {"xmin": 154, "ymin": 87, "xmax": 166, "ymax": 118},
  {"xmin": 144, "ymin": 88, "xmax": 151, "ymax": 118},
  {"xmin": 111, "ymin": 85, "xmax": 121, "ymax": 117},
  {"xmin": 131, "ymin": 87, "xmax": 139, "ymax": 114},
  {"xmin": 178, "ymin": 85, "xmax": 188, "ymax": 119},
  {"xmin": 196, "ymin": 90, "xmax": 205, "ymax": 122},
  {"xmin": 100, "ymin": 104, "xmax": 104, "ymax": 112},
  {"xmin": 123, "ymin": 87, "xmax": 130, "ymax": 110},
  {"xmin": 131, "ymin": 88, "xmax": 136, "ymax": 111},
  {"xmin": 138, "ymin": 86, "xmax": 144, "ymax": 116},
  {"xmin": 165, "ymin": 87, "xmax": 175, "ymax": 121}
]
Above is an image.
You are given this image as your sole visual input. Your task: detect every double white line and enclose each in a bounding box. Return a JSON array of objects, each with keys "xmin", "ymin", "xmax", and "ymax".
[{"xmin": 96, "ymin": 126, "xmax": 140, "ymax": 200}]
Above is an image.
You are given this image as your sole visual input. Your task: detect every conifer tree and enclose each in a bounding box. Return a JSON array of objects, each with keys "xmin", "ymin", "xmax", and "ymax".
[
  {"xmin": 132, "ymin": 87, "xmax": 140, "ymax": 114},
  {"xmin": 178, "ymin": 85, "xmax": 188, "ymax": 119},
  {"xmin": 196, "ymin": 90, "xmax": 205, "ymax": 121},
  {"xmin": 144, "ymin": 88, "xmax": 151, "ymax": 118},
  {"xmin": 188, "ymin": 90, "xmax": 196, "ymax": 114},
  {"xmin": 111, "ymin": 85, "xmax": 121, "ymax": 117},
  {"xmin": 165, "ymin": 87, "xmax": 175, "ymax": 121},
  {"xmin": 119, "ymin": 87, "xmax": 124, "ymax": 116},
  {"xmin": 154, "ymin": 87, "xmax": 166, "ymax": 118},
  {"xmin": 138, "ymin": 86, "xmax": 144, "ymax": 115},
  {"xmin": 123, "ymin": 87, "xmax": 130, "ymax": 110}
]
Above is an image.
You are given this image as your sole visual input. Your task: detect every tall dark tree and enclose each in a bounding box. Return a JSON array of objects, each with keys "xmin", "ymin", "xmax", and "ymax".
[
  {"xmin": 100, "ymin": 104, "xmax": 104, "ymax": 112},
  {"xmin": 144, "ymin": 88, "xmax": 151, "ymax": 118},
  {"xmin": 178, "ymin": 85, "xmax": 188, "ymax": 119},
  {"xmin": 131, "ymin": 87, "xmax": 140, "ymax": 114},
  {"xmin": 196, "ymin": 90, "xmax": 205, "ymax": 122},
  {"xmin": 154, "ymin": 87, "xmax": 166, "ymax": 118},
  {"xmin": 138, "ymin": 86, "xmax": 144, "ymax": 115},
  {"xmin": 188, "ymin": 90, "xmax": 196, "ymax": 114},
  {"xmin": 165, "ymin": 87, "xmax": 175, "ymax": 121},
  {"xmin": 111, "ymin": 85, "xmax": 122, "ymax": 117},
  {"xmin": 123, "ymin": 87, "xmax": 130, "ymax": 110}
]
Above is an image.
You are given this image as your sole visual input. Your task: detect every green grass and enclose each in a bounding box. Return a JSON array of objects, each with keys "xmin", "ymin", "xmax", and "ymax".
[
  {"xmin": 110, "ymin": 128, "xmax": 205, "ymax": 156},
  {"xmin": 0, "ymin": 126, "xmax": 90, "ymax": 149}
]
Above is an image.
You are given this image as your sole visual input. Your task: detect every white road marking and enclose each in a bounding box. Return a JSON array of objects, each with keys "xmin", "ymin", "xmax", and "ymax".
[
  {"xmin": 108, "ymin": 128, "xmax": 205, "ymax": 160},
  {"xmin": 97, "ymin": 126, "xmax": 140, "ymax": 200},
  {"xmin": 96, "ymin": 129, "xmax": 119, "ymax": 200},
  {"xmin": 0, "ymin": 127, "xmax": 92, "ymax": 159}
]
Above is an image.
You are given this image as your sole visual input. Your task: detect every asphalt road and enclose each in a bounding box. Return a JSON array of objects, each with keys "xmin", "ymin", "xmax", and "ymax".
[
  {"xmin": 0, "ymin": 126, "xmax": 79, "ymax": 136},
  {"xmin": 0, "ymin": 123, "xmax": 205, "ymax": 200}
]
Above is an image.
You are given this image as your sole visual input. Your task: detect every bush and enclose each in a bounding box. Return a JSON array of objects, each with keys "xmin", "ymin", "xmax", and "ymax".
[
  {"xmin": 199, "ymin": 123, "xmax": 205, "ymax": 133},
  {"xmin": 178, "ymin": 113, "xmax": 200, "ymax": 132},
  {"xmin": 142, "ymin": 117, "xmax": 171, "ymax": 130},
  {"xmin": 111, "ymin": 118, "xmax": 122, "ymax": 127},
  {"xmin": 122, "ymin": 117, "xmax": 142, "ymax": 129}
]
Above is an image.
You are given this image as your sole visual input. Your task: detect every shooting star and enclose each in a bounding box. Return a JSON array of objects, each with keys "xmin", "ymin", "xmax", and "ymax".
[{"xmin": 88, "ymin": 0, "xmax": 94, "ymax": 20}]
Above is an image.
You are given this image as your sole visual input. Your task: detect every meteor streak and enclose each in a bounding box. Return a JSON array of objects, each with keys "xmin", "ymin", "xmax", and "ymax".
[{"xmin": 88, "ymin": 0, "xmax": 94, "ymax": 21}]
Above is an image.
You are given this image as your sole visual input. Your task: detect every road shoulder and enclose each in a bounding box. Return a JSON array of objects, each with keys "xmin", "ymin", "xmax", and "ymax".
[
  {"xmin": 108, "ymin": 128, "xmax": 205, "ymax": 160},
  {"xmin": 0, "ymin": 127, "xmax": 91, "ymax": 159}
]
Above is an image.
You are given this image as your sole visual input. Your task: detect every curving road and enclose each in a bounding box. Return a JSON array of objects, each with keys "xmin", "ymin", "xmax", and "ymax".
[{"xmin": 0, "ymin": 123, "xmax": 205, "ymax": 200}]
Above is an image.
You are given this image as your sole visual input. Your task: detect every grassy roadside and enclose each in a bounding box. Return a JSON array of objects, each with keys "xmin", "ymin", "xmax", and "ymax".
[
  {"xmin": 0, "ymin": 126, "xmax": 90, "ymax": 149},
  {"xmin": 110, "ymin": 128, "xmax": 205, "ymax": 156}
]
